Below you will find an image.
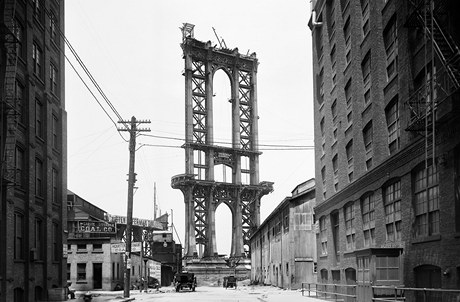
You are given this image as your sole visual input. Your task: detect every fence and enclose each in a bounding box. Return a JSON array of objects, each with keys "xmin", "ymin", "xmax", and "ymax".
[{"xmin": 301, "ymin": 283, "xmax": 460, "ymax": 302}]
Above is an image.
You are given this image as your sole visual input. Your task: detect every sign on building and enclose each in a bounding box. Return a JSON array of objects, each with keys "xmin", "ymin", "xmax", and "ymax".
[
  {"xmin": 110, "ymin": 242, "xmax": 142, "ymax": 253},
  {"xmin": 109, "ymin": 215, "xmax": 163, "ymax": 230},
  {"xmin": 149, "ymin": 260, "xmax": 161, "ymax": 280},
  {"xmin": 76, "ymin": 221, "xmax": 116, "ymax": 234}
]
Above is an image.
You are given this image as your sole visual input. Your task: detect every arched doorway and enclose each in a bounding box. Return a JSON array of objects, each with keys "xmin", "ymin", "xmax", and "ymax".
[{"xmin": 414, "ymin": 265, "xmax": 441, "ymax": 300}]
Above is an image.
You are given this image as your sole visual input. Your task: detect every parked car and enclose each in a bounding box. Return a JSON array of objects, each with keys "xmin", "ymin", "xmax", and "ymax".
[
  {"xmin": 148, "ymin": 277, "xmax": 160, "ymax": 289},
  {"xmin": 223, "ymin": 276, "xmax": 237, "ymax": 289},
  {"xmin": 173, "ymin": 272, "xmax": 196, "ymax": 292}
]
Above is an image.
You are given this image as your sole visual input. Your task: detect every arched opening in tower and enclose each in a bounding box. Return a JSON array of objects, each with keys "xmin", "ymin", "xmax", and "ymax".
[
  {"xmin": 212, "ymin": 69, "xmax": 232, "ymax": 147},
  {"xmin": 215, "ymin": 202, "xmax": 233, "ymax": 258}
]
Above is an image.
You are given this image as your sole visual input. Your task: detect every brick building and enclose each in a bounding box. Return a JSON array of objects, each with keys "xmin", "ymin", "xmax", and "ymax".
[
  {"xmin": 0, "ymin": 0, "xmax": 66, "ymax": 301},
  {"xmin": 250, "ymin": 179, "xmax": 316, "ymax": 289},
  {"xmin": 309, "ymin": 0, "xmax": 459, "ymax": 300}
]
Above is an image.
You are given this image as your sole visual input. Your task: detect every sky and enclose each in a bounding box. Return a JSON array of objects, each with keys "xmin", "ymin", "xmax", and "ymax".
[{"xmin": 65, "ymin": 0, "xmax": 315, "ymax": 256}]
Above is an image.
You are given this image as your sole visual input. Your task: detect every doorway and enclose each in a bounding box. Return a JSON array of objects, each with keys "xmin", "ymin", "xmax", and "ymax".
[{"xmin": 93, "ymin": 263, "xmax": 102, "ymax": 289}]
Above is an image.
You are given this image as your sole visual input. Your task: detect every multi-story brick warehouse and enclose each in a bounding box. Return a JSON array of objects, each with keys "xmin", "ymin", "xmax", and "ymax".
[
  {"xmin": 308, "ymin": 0, "xmax": 459, "ymax": 300},
  {"xmin": 250, "ymin": 179, "xmax": 316, "ymax": 289},
  {"xmin": 0, "ymin": 0, "xmax": 66, "ymax": 301}
]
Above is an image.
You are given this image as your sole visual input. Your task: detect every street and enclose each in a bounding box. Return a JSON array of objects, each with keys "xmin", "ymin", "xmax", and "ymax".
[{"xmin": 73, "ymin": 285, "xmax": 323, "ymax": 302}]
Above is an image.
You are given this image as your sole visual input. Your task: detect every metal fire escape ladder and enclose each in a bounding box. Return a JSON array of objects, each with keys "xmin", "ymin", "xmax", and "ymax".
[
  {"xmin": 406, "ymin": 0, "xmax": 460, "ymax": 131},
  {"xmin": 1, "ymin": 0, "xmax": 19, "ymax": 186}
]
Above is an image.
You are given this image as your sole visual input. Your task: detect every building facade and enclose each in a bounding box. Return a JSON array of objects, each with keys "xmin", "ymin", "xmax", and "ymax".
[
  {"xmin": 0, "ymin": 0, "xmax": 66, "ymax": 301},
  {"xmin": 250, "ymin": 179, "xmax": 316, "ymax": 289},
  {"xmin": 309, "ymin": 0, "xmax": 460, "ymax": 300}
]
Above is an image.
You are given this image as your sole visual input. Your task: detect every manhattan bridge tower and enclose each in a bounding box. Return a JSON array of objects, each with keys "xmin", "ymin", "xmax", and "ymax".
[{"xmin": 171, "ymin": 24, "xmax": 273, "ymax": 278}]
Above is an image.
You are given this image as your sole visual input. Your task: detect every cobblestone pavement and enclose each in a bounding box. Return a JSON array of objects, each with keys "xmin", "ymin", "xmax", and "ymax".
[{"xmin": 71, "ymin": 285, "xmax": 323, "ymax": 302}]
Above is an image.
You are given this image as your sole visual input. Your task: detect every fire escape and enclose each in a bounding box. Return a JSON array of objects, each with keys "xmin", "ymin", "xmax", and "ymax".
[
  {"xmin": 1, "ymin": 0, "xmax": 19, "ymax": 189},
  {"xmin": 405, "ymin": 0, "xmax": 460, "ymax": 164}
]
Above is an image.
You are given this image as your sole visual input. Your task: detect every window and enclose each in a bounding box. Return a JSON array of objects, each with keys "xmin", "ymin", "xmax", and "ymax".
[
  {"xmin": 52, "ymin": 222, "xmax": 59, "ymax": 261},
  {"xmin": 294, "ymin": 211, "xmax": 312, "ymax": 230},
  {"xmin": 362, "ymin": 52, "xmax": 371, "ymax": 85},
  {"xmin": 32, "ymin": 0, "xmax": 42, "ymax": 21},
  {"xmin": 77, "ymin": 263, "xmax": 86, "ymax": 281},
  {"xmin": 321, "ymin": 166, "xmax": 326, "ymax": 185},
  {"xmin": 343, "ymin": 17, "xmax": 351, "ymax": 46},
  {"xmin": 52, "ymin": 115, "xmax": 59, "ymax": 150},
  {"xmin": 362, "ymin": 193, "xmax": 375, "ymax": 247},
  {"xmin": 361, "ymin": 0, "xmax": 370, "ymax": 36},
  {"xmin": 383, "ymin": 15, "xmax": 397, "ymax": 56},
  {"xmin": 331, "ymin": 212, "xmax": 340, "ymax": 257},
  {"xmin": 50, "ymin": 64, "xmax": 58, "ymax": 95},
  {"xmin": 347, "ymin": 111, "xmax": 353, "ymax": 125},
  {"xmin": 15, "ymin": 80, "xmax": 25, "ymax": 124},
  {"xmin": 327, "ymin": 0, "xmax": 336, "ymax": 41},
  {"xmin": 357, "ymin": 257, "xmax": 370, "ymax": 283},
  {"xmin": 376, "ymin": 256, "xmax": 400, "ymax": 282},
  {"xmin": 67, "ymin": 263, "xmax": 71, "ymax": 281},
  {"xmin": 364, "ymin": 89, "xmax": 371, "ymax": 106},
  {"xmin": 346, "ymin": 140, "xmax": 353, "ymax": 167},
  {"xmin": 93, "ymin": 244, "xmax": 103, "ymax": 252},
  {"xmin": 414, "ymin": 162, "xmax": 439, "ymax": 237},
  {"xmin": 77, "ymin": 244, "xmax": 86, "ymax": 251},
  {"xmin": 317, "ymin": 69, "xmax": 324, "ymax": 105},
  {"xmin": 35, "ymin": 218, "xmax": 44, "ymax": 260},
  {"xmin": 320, "ymin": 216, "xmax": 328, "ymax": 255},
  {"xmin": 332, "ymin": 154, "xmax": 338, "ymax": 177},
  {"xmin": 331, "ymin": 99, "xmax": 337, "ymax": 122},
  {"xmin": 320, "ymin": 117, "xmax": 325, "ymax": 136},
  {"xmin": 345, "ymin": 202, "xmax": 355, "ymax": 250},
  {"xmin": 345, "ymin": 79, "xmax": 352, "ymax": 108},
  {"xmin": 384, "ymin": 180, "xmax": 402, "ymax": 241},
  {"xmin": 363, "ymin": 121, "xmax": 373, "ymax": 152},
  {"xmin": 386, "ymin": 97, "xmax": 400, "ymax": 154},
  {"xmin": 35, "ymin": 100, "xmax": 43, "ymax": 138},
  {"xmin": 52, "ymin": 168, "xmax": 59, "ymax": 204},
  {"xmin": 330, "ymin": 44, "xmax": 337, "ymax": 67},
  {"xmin": 283, "ymin": 208, "xmax": 289, "ymax": 232},
  {"xmin": 386, "ymin": 57, "xmax": 398, "ymax": 81},
  {"xmin": 14, "ymin": 212, "xmax": 24, "ymax": 260},
  {"xmin": 32, "ymin": 43, "xmax": 43, "ymax": 77},
  {"xmin": 333, "ymin": 128, "xmax": 338, "ymax": 142},
  {"xmin": 12, "ymin": 18, "xmax": 24, "ymax": 58},
  {"xmin": 49, "ymin": 12, "xmax": 58, "ymax": 43},
  {"xmin": 15, "ymin": 146, "xmax": 26, "ymax": 189},
  {"xmin": 35, "ymin": 158, "xmax": 43, "ymax": 197}
]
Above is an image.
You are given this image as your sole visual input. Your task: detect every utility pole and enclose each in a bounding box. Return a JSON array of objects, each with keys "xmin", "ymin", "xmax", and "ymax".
[{"xmin": 118, "ymin": 116, "xmax": 150, "ymax": 298}]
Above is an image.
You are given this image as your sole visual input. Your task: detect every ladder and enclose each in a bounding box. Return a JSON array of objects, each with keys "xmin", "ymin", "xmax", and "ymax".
[{"xmin": 2, "ymin": 0, "xmax": 19, "ymax": 186}]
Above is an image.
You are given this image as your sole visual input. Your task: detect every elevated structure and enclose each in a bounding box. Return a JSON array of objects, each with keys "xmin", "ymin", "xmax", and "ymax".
[{"xmin": 172, "ymin": 24, "xmax": 273, "ymax": 277}]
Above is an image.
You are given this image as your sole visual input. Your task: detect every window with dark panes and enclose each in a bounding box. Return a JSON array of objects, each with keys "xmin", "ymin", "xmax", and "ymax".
[
  {"xmin": 331, "ymin": 99, "xmax": 337, "ymax": 122},
  {"xmin": 35, "ymin": 100, "xmax": 43, "ymax": 138},
  {"xmin": 53, "ymin": 222, "xmax": 59, "ymax": 261},
  {"xmin": 363, "ymin": 121, "xmax": 373, "ymax": 152},
  {"xmin": 320, "ymin": 117, "xmax": 325, "ymax": 136},
  {"xmin": 332, "ymin": 154, "xmax": 338, "ymax": 177},
  {"xmin": 383, "ymin": 15, "xmax": 397, "ymax": 56},
  {"xmin": 345, "ymin": 79, "xmax": 352, "ymax": 107},
  {"xmin": 386, "ymin": 97, "xmax": 400, "ymax": 154},
  {"xmin": 414, "ymin": 162, "xmax": 439, "ymax": 237},
  {"xmin": 361, "ymin": 52, "xmax": 371, "ymax": 84},
  {"xmin": 376, "ymin": 256, "xmax": 400, "ymax": 282},
  {"xmin": 32, "ymin": 0, "xmax": 42, "ymax": 21},
  {"xmin": 384, "ymin": 180, "xmax": 402, "ymax": 241},
  {"xmin": 321, "ymin": 166, "xmax": 326, "ymax": 185},
  {"xmin": 15, "ymin": 81, "xmax": 25, "ymax": 124},
  {"xmin": 14, "ymin": 212, "xmax": 24, "ymax": 260},
  {"xmin": 15, "ymin": 146, "xmax": 25, "ymax": 188},
  {"xmin": 12, "ymin": 18, "xmax": 24, "ymax": 58},
  {"xmin": 320, "ymin": 216, "xmax": 328, "ymax": 255},
  {"xmin": 345, "ymin": 202, "xmax": 355, "ymax": 250},
  {"xmin": 362, "ymin": 193, "xmax": 375, "ymax": 247},
  {"xmin": 50, "ymin": 64, "xmax": 58, "ymax": 95},
  {"xmin": 346, "ymin": 140, "xmax": 353, "ymax": 167},
  {"xmin": 52, "ymin": 168, "xmax": 59, "ymax": 204},
  {"xmin": 35, "ymin": 218, "xmax": 43, "ymax": 260},
  {"xmin": 32, "ymin": 43, "xmax": 43, "ymax": 77},
  {"xmin": 52, "ymin": 114, "xmax": 59, "ymax": 150},
  {"xmin": 331, "ymin": 212, "xmax": 340, "ymax": 257},
  {"xmin": 77, "ymin": 263, "xmax": 86, "ymax": 280},
  {"xmin": 49, "ymin": 12, "xmax": 58, "ymax": 42}
]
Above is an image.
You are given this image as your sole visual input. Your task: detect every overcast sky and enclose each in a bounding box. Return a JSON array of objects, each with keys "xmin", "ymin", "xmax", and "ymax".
[{"xmin": 65, "ymin": 0, "xmax": 315, "ymax": 256}]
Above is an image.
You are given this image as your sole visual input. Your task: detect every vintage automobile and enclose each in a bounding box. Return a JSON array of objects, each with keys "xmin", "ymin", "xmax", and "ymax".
[
  {"xmin": 173, "ymin": 272, "xmax": 197, "ymax": 292},
  {"xmin": 148, "ymin": 276, "xmax": 160, "ymax": 289},
  {"xmin": 223, "ymin": 276, "xmax": 237, "ymax": 289}
]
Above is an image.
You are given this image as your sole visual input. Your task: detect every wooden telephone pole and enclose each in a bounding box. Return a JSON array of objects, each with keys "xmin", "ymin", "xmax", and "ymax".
[{"xmin": 118, "ymin": 116, "xmax": 150, "ymax": 298}]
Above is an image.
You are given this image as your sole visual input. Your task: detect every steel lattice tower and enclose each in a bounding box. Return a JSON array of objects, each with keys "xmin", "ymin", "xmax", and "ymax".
[{"xmin": 172, "ymin": 24, "xmax": 273, "ymax": 261}]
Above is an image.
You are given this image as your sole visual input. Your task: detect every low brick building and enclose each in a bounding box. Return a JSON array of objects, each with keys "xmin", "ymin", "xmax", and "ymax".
[{"xmin": 250, "ymin": 179, "xmax": 316, "ymax": 289}]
